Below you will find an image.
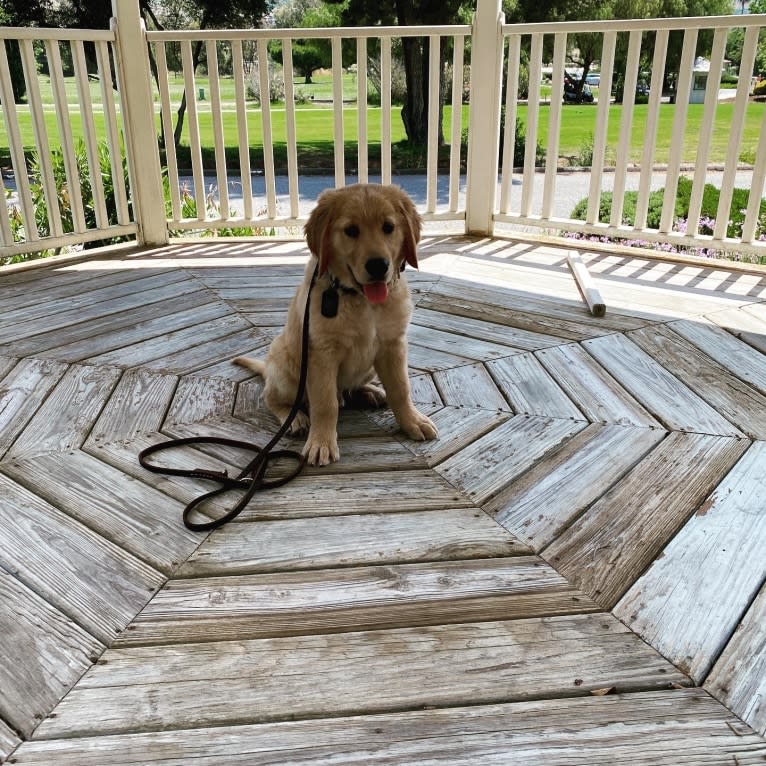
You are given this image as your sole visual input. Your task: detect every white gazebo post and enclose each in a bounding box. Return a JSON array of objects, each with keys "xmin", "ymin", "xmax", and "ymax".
[
  {"xmin": 111, "ymin": 0, "xmax": 168, "ymax": 246},
  {"xmin": 464, "ymin": 0, "xmax": 505, "ymax": 236}
]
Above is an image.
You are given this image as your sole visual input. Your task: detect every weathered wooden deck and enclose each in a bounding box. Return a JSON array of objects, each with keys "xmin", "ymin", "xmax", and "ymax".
[{"xmin": 1, "ymin": 235, "xmax": 766, "ymax": 764}]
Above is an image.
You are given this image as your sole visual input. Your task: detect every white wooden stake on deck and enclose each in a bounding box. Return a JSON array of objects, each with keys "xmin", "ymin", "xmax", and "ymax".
[
  {"xmin": 567, "ymin": 253, "xmax": 606, "ymax": 317},
  {"xmin": 111, "ymin": 0, "xmax": 168, "ymax": 246}
]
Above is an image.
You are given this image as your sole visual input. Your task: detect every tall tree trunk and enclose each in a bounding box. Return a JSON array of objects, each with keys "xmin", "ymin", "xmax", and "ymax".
[{"xmin": 400, "ymin": 36, "xmax": 446, "ymax": 146}]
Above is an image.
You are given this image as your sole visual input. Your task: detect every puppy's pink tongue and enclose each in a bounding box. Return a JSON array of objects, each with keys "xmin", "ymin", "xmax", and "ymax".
[{"xmin": 363, "ymin": 282, "xmax": 388, "ymax": 304}]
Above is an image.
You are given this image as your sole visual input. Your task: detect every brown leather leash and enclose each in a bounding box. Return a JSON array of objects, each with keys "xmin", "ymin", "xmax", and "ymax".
[{"xmin": 138, "ymin": 269, "xmax": 315, "ymax": 532}]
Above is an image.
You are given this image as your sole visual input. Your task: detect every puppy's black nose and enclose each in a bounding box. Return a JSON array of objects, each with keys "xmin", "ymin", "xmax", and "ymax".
[{"xmin": 365, "ymin": 257, "xmax": 390, "ymax": 280}]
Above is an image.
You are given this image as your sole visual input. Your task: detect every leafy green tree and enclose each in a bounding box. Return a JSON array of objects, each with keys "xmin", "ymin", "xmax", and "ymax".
[
  {"xmin": 270, "ymin": 0, "xmax": 348, "ymax": 84},
  {"xmin": 326, "ymin": 0, "xmax": 472, "ymax": 145},
  {"xmin": 0, "ymin": 0, "xmax": 47, "ymax": 101}
]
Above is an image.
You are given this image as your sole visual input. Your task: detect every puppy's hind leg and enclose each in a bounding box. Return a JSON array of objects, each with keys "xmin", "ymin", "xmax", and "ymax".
[{"xmin": 234, "ymin": 356, "xmax": 310, "ymax": 435}]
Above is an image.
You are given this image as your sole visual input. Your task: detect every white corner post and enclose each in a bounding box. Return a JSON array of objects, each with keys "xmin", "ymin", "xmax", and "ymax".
[
  {"xmin": 111, "ymin": 0, "xmax": 168, "ymax": 246},
  {"xmin": 464, "ymin": 0, "xmax": 504, "ymax": 236}
]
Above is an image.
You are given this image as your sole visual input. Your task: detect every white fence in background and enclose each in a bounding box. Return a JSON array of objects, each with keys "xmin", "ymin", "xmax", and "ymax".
[{"xmin": 1, "ymin": 0, "xmax": 766, "ymax": 261}]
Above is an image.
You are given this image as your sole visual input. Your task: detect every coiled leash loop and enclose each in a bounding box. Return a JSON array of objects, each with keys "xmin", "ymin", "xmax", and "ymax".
[{"xmin": 138, "ymin": 270, "xmax": 314, "ymax": 532}]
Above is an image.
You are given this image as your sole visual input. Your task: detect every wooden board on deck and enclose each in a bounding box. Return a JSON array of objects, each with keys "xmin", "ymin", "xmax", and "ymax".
[
  {"xmin": 33, "ymin": 613, "xmax": 686, "ymax": 740},
  {"xmin": 486, "ymin": 354, "xmax": 585, "ymax": 420},
  {"xmin": 707, "ymin": 305, "xmax": 766, "ymax": 355},
  {"xmin": 5, "ymin": 291, "xmax": 223, "ymax": 360},
  {"xmin": 0, "ymin": 357, "xmax": 68, "ymax": 459},
  {"xmin": 489, "ymin": 423, "xmax": 666, "ymax": 551},
  {"xmin": 115, "ymin": 557, "xmax": 597, "ymax": 646},
  {"xmin": 628, "ymin": 324, "xmax": 766, "ymax": 439},
  {"xmin": 177, "ymin": 508, "xmax": 528, "ymax": 576},
  {"xmin": 1, "ymin": 450, "xmax": 200, "ymax": 575},
  {"xmin": 615, "ymin": 440, "xmax": 766, "ymax": 683},
  {"xmin": 5, "ymin": 363, "xmax": 122, "ymax": 461},
  {"xmin": 543, "ymin": 432, "xmax": 749, "ymax": 607},
  {"xmin": 669, "ymin": 315, "xmax": 766, "ymax": 396},
  {"xmin": 582, "ymin": 333, "xmax": 744, "ymax": 436},
  {"xmin": 706, "ymin": 580, "xmax": 766, "ymax": 736},
  {"xmin": 432, "ymin": 364, "xmax": 512, "ymax": 410},
  {"xmin": 0, "ymin": 571, "xmax": 102, "ymax": 738},
  {"xmin": 535, "ymin": 343, "xmax": 661, "ymax": 427},
  {"xmin": 12, "ymin": 688, "xmax": 766, "ymax": 765},
  {"xmin": 0, "ymin": 473, "xmax": 164, "ymax": 644},
  {"xmin": 0, "ymin": 718, "xmax": 21, "ymax": 763},
  {"xmin": 437, "ymin": 415, "xmax": 587, "ymax": 504}
]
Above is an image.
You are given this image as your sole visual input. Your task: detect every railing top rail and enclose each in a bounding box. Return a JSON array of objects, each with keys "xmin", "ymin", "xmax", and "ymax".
[
  {"xmin": 502, "ymin": 13, "xmax": 766, "ymax": 35},
  {"xmin": 0, "ymin": 26, "xmax": 115, "ymax": 41},
  {"xmin": 146, "ymin": 24, "xmax": 473, "ymax": 42}
]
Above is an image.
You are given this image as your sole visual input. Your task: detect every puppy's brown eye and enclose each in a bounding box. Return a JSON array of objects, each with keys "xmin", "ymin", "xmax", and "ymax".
[
  {"xmin": 344, "ymin": 224, "xmax": 360, "ymax": 238},
  {"xmin": 382, "ymin": 221, "xmax": 395, "ymax": 234}
]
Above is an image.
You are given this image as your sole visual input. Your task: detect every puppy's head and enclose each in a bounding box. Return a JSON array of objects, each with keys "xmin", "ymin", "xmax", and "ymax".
[{"xmin": 304, "ymin": 184, "xmax": 422, "ymax": 304}]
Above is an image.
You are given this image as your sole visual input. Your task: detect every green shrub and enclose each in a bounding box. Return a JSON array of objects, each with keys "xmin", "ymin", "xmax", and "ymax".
[{"xmin": 571, "ymin": 175, "xmax": 766, "ymax": 240}]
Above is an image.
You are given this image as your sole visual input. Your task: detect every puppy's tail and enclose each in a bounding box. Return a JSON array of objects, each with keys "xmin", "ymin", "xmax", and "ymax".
[{"xmin": 232, "ymin": 356, "xmax": 267, "ymax": 377}]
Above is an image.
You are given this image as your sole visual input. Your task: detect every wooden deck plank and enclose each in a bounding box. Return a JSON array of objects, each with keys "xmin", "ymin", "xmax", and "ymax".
[
  {"xmin": 6, "ymin": 363, "xmax": 122, "ymax": 461},
  {"xmin": 88, "ymin": 368, "xmax": 177, "ymax": 442},
  {"xmin": 136, "ymin": 328, "xmax": 267, "ymax": 375},
  {"xmin": 615, "ymin": 440, "xmax": 766, "ymax": 684},
  {"xmin": 1, "ymin": 450, "xmax": 200, "ymax": 575},
  {"xmin": 0, "ymin": 473, "xmax": 164, "ymax": 644},
  {"xmin": 0, "ymin": 265, "xmax": 181, "ymax": 311},
  {"xmin": 411, "ymin": 307, "xmax": 532, "ymax": 351},
  {"xmin": 177, "ymin": 508, "xmax": 527, "ymax": 577},
  {"xmin": 669, "ymin": 316, "xmax": 766, "ymax": 396},
  {"xmin": 407, "ymin": 322, "xmax": 518, "ymax": 361},
  {"xmin": 114, "ymin": 557, "xmax": 597, "ymax": 646},
  {"xmin": 438, "ymin": 415, "xmax": 587, "ymax": 504},
  {"xmin": 33, "ymin": 614, "xmax": 687, "ymax": 739},
  {"xmin": 582, "ymin": 333, "xmax": 745, "ymax": 436},
  {"xmin": 0, "ymin": 357, "xmax": 69, "ymax": 459},
  {"xmin": 12, "ymin": 689, "xmax": 766, "ymax": 765},
  {"xmin": 486, "ymin": 354, "xmax": 585, "ymax": 420},
  {"xmin": 628, "ymin": 324, "xmax": 766, "ymax": 439},
  {"xmin": 432, "ymin": 363, "xmax": 512, "ymax": 410},
  {"xmin": 0, "ymin": 354, "xmax": 19, "ymax": 379},
  {"xmin": 535, "ymin": 343, "xmax": 661, "ymax": 427},
  {"xmin": 374, "ymin": 405, "xmax": 511, "ymax": 465},
  {"xmin": 543, "ymin": 432, "xmax": 749, "ymax": 608},
  {"xmin": 488, "ymin": 424, "xmax": 666, "ymax": 551},
  {"xmin": 85, "ymin": 315, "xmax": 255, "ymax": 368},
  {"xmin": 164, "ymin": 375, "xmax": 237, "ymax": 426},
  {"xmin": 0, "ymin": 272, "xmax": 194, "ymax": 344},
  {"xmin": 408, "ymin": 371, "xmax": 443, "ymax": 406},
  {"xmin": 0, "ymin": 718, "xmax": 21, "ymax": 763},
  {"xmin": 420, "ymin": 278, "xmax": 647, "ymax": 336},
  {"xmin": 706, "ymin": 580, "xmax": 766, "ymax": 737},
  {"xmin": 4, "ymin": 291, "xmax": 223, "ymax": 360},
  {"xmin": 0, "ymin": 571, "xmax": 102, "ymax": 738}
]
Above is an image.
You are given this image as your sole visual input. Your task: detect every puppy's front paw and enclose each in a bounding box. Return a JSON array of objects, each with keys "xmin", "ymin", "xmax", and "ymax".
[
  {"xmin": 303, "ymin": 433, "xmax": 340, "ymax": 466},
  {"xmin": 400, "ymin": 410, "xmax": 438, "ymax": 441}
]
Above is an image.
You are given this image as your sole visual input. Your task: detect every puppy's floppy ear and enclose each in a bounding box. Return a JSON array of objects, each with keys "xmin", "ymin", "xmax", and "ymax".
[
  {"xmin": 304, "ymin": 189, "xmax": 337, "ymax": 275},
  {"xmin": 394, "ymin": 187, "xmax": 422, "ymax": 270}
]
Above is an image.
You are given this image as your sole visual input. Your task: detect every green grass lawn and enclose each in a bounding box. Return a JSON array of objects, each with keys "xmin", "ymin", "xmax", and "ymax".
[{"xmin": 2, "ymin": 73, "xmax": 765, "ymax": 171}]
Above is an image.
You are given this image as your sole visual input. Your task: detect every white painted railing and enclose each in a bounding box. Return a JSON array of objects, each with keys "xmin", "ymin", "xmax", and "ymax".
[
  {"xmin": 2, "ymin": 0, "xmax": 766, "ymax": 261},
  {"xmin": 495, "ymin": 14, "xmax": 766, "ymax": 259},
  {"xmin": 0, "ymin": 26, "xmax": 137, "ymax": 257}
]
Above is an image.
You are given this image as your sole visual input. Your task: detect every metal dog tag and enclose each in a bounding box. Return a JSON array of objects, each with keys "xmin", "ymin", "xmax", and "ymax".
[{"xmin": 321, "ymin": 287, "xmax": 339, "ymax": 318}]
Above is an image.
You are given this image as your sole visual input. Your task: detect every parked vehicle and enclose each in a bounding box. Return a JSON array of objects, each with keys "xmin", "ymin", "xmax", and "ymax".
[
  {"xmin": 586, "ymin": 72, "xmax": 601, "ymax": 86},
  {"xmin": 563, "ymin": 73, "xmax": 595, "ymax": 103}
]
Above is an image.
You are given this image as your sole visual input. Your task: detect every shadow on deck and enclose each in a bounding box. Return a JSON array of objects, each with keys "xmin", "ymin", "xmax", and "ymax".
[{"xmin": 1, "ymin": 235, "xmax": 766, "ymax": 764}]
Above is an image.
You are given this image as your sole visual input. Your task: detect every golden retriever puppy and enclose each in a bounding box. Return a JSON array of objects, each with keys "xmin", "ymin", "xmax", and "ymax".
[{"xmin": 234, "ymin": 183, "xmax": 438, "ymax": 466}]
